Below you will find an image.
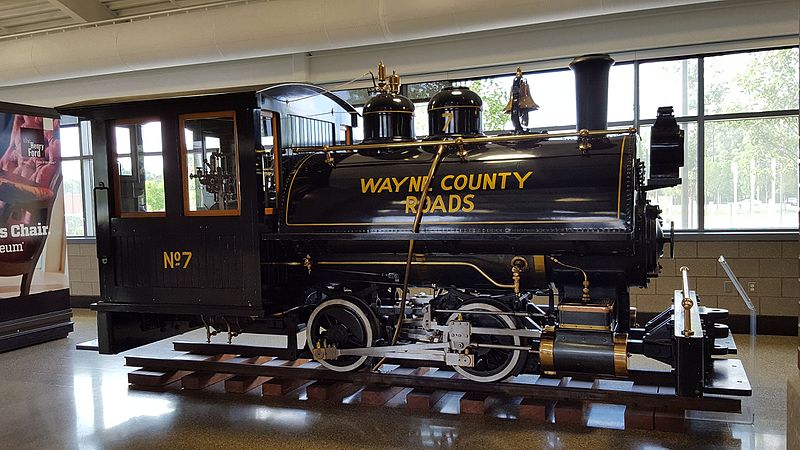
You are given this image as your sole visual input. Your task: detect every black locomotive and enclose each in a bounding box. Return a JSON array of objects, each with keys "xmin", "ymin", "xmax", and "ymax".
[{"xmin": 59, "ymin": 54, "xmax": 746, "ymax": 398}]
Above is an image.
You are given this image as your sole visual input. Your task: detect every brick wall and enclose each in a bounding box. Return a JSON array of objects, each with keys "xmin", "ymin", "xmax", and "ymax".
[
  {"xmin": 66, "ymin": 239, "xmax": 800, "ymax": 319},
  {"xmin": 632, "ymin": 239, "xmax": 799, "ymax": 318},
  {"xmin": 66, "ymin": 242, "xmax": 100, "ymax": 296}
]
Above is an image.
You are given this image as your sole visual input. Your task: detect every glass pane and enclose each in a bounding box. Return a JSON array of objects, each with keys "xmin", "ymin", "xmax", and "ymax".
[
  {"xmin": 183, "ymin": 114, "xmax": 239, "ymax": 213},
  {"xmin": 80, "ymin": 120, "xmax": 92, "ymax": 156},
  {"xmin": 118, "ymin": 157, "xmax": 132, "ymax": 176},
  {"xmin": 414, "ymin": 102, "xmax": 429, "ymax": 138},
  {"xmin": 406, "ymin": 81, "xmax": 451, "ymax": 101},
  {"xmin": 113, "ymin": 120, "xmax": 165, "ymax": 214},
  {"xmin": 352, "ymin": 107, "xmax": 364, "ymax": 142},
  {"xmin": 141, "ymin": 121, "xmax": 162, "ymax": 153},
  {"xmin": 704, "ymin": 116, "xmax": 798, "ymax": 229},
  {"xmin": 638, "ymin": 122, "xmax": 699, "ymax": 230},
  {"xmin": 639, "ymin": 59, "xmax": 698, "ymax": 120},
  {"xmin": 260, "ymin": 115, "xmax": 274, "ymax": 149},
  {"xmin": 333, "ymin": 88, "xmax": 371, "ymax": 106},
  {"xmin": 464, "ymin": 76, "xmax": 514, "ymax": 132},
  {"xmin": 522, "ymin": 70, "xmax": 577, "ymax": 130},
  {"xmin": 60, "ymin": 126, "xmax": 80, "ymax": 157},
  {"xmin": 608, "ymin": 63, "xmax": 634, "ymax": 123},
  {"xmin": 63, "ymin": 160, "xmax": 85, "ymax": 237},
  {"xmin": 82, "ymin": 159, "xmax": 95, "ymax": 236},
  {"xmin": 705, "ymin": 48, "xmax": 799, "ymax": 115},
  {"xmin": 115, "ymin": 127, "xmax": 131, "ymax": 154}
]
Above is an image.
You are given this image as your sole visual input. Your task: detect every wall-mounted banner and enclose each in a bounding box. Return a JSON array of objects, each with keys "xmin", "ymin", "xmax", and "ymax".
[{"xmin": 0, "ymin": 102, "xmax": 70, "ymax": 352}]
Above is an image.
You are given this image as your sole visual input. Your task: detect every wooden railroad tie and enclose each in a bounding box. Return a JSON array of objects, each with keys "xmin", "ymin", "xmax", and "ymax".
[{"xmin": 124, "ymin": 344, "xmax": 747, "ymax": 433}]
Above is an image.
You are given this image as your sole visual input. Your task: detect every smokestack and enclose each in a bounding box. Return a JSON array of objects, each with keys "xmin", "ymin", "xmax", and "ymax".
[{"xmin": 569, "ymin": 54, "xmax": 614, "ymax": 131}]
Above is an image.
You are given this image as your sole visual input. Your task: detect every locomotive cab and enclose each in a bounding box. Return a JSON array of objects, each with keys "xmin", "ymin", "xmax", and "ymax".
[{"xmin": 58, "ymin": 85, "xmax": 358, "ymax": 353}]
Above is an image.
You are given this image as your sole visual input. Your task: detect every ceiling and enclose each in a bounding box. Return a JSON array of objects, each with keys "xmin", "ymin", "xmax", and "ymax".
[{"xmin": 0, "ymin": 0, "xmax": 245, "ymax": 37}]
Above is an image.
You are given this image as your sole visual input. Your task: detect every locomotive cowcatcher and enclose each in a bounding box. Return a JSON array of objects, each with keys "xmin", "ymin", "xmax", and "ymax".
[{"xmin": 58, "ymin": 54, "xmax": 750, "ymax": 398}]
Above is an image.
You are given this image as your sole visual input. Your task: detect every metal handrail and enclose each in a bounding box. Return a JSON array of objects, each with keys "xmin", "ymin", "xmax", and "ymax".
[{"xmin": 293, "ymin": 128, "xmax": 636, "ymax": 153}]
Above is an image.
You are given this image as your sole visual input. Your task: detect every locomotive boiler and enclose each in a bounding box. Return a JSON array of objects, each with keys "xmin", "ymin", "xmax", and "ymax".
[{"xmin": 58, "ymin": 54, "xmax": 746, "ymax": 399}]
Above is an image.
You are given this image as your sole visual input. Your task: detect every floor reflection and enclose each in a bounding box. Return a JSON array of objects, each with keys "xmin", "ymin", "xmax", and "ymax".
[{"xmin": 0, "ymin": 309, "xmax": 793, "ymax": 450}]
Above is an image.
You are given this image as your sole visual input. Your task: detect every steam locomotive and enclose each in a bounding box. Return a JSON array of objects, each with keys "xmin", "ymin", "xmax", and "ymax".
[{"xmin": 58, "ymin": 54, "xmax": 745, "ymax": 397}]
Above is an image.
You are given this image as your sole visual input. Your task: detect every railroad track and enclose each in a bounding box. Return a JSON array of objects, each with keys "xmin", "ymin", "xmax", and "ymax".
[{"xmin": 125, "ymin": 340, "xmax": 749, "ymax": 432}]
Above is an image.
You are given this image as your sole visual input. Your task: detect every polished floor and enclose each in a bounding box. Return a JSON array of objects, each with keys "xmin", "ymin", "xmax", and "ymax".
[{"xmin": 0, "ymin": 309, "xmax": 795, "ymax": 450}]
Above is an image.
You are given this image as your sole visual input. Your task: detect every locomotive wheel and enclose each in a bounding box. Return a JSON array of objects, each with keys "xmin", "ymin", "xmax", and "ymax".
[
  {"xmin": 307, "ymin": 297, "xmax": 376, "ymax": 372},
  {"xmin": 447, "ymin": 301, "xmax": 527, "ymax": 382}
]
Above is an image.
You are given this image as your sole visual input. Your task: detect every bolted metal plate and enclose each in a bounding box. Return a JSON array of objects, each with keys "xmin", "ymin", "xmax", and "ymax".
[{"xmin": 704, "ymin": 358, "xmax": 752, "ymax": 396}]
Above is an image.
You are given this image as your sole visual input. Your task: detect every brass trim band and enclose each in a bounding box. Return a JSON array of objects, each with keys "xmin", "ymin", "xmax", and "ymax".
[
  {"xmin": 362, "ymin": 110, "xmax": 414, "ymax": 115},
  {"xmin": 427, "ymin": 105, "xmax": 482, "ymax": 112},
  {"xmin": 539, "ymin": 326, "xmax": 556, "ymax": 374},
  {"xmin": 614, "ymin": 332, "xmax": 629, "ymax": 377},
  {"xmin": 558, "ymin": 323, "xmax": 612, "ymax": 331},
  {"xmin": 532, "ymin": 255, "xmax": 545, "ymax": 273}
]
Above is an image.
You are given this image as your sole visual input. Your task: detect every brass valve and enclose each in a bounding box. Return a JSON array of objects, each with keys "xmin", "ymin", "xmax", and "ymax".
[{"xmin": 511, "ymin": 256, "xmax": 528, "ymax": 298}]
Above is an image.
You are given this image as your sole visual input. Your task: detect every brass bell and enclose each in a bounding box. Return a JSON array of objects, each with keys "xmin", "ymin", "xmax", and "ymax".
[
  {"xmin": 504, "ymin": 67, "xmax": 539, "ymax": 133},
  {"xmin": 504, "ymin": 68, "xmax": 539, "ymax": 114}
]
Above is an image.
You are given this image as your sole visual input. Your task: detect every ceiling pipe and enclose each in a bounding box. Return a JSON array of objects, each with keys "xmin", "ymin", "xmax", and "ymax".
[{"xmin": 0, "ymin": 0, "xmax": 724, "ymax": 87}]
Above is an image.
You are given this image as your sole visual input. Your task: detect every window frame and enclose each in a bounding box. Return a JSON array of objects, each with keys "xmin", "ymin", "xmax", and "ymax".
[
  {"xmin": 260, "ymin": 110, "xmax": 279, "ymax": 216},
  {"xmin": 179, "ymin": 110, "xmax": 242, "ymax": 217},
  {"xmin": 399, "ymin": 46, "xmax": 800, "ymax": 234},
  {"xmin": 110, "ymin": 117, "xmax": 167, "ymax": 218},
  {"xmin": 62, "ymin": 119, "xmax": 96, "ymax": 239}
]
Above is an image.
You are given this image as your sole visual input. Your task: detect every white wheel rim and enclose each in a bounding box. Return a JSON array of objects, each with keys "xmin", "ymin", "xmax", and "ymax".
[
  {"xmin": 447, "ymin": 302, "xmax": 522, "ymax": 382},
  {"xmin": 307, "ymin": 298, "xmax": 373, "ymax": 372}
]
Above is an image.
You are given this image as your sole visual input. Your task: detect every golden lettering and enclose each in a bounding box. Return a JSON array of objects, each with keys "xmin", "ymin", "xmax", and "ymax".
[
  {"xmin": 442, "ymin": 112, "xmax": 453, "ymax": 132},
  {"xmin": 392, "ymin": 176, "xmax": 409, "ymax": 192},
  {"xmin": 498, "ymin": 172, "xmax": 512, "ymax": 189},
  {"xmin": 462, "ymin": 194, "xmax": 475, "ymax": 212},
  {"xmin": 405, "ymin": 196, "xmax": 418, "ymax": 213},
  {"xmin": 409, "ymin": 175, "xmax": 430, "ymax": 193},
  {"xmin": 377, "ymin": 178, "xmax": 393, "ymax": 193},
  {"xmin": 441, "ymin": 174, "xmax": 454, "ymax": 191},
  {"xmin": 453, "ymin": 174, "xmax": 468, "ymax": 191},
  {"xmin": 361, "ymin": 177, "xmax": 381, "ymax": 194},
  {"xmin": 468, "ymin": 174, "xmax": 481, "ymax": 190},
  {"xmin": 514, "ymin": 171, "xmax": 533, "ymax": 189},
  {"xmin": 448, "ymin": 194, "xmax": 461, "ymax": 211},
  {"xmin": 431, "ymin": 195, "xmax": 447, "ymax": 212},
  {"xmin": 482, "ymin": 173, "xmax": 497, "ymax": 190}
]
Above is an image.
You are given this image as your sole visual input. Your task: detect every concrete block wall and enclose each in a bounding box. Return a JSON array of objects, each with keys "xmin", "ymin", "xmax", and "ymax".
[
  {"xmin": 632, "ymin": 239, "xmax": 799, "ymax": 318},
  {"xmin": 66, "ymin": 242, "xmax": 100, "ymax": 296}
]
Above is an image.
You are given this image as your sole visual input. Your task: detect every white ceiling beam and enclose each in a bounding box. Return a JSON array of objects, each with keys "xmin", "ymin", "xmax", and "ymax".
[{"xmin": 47, "ymin": 0, "xmax": 115, "ymax": 23}]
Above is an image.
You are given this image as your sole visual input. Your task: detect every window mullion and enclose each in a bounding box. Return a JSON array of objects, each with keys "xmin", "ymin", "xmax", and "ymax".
[{"xmin": 697, "ymin": 57, "xmax": 705, "ymax": 231}]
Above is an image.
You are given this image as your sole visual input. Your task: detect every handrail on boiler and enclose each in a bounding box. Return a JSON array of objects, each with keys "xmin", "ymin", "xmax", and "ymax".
[{"xmin": 292, "ymin": 128, "xmax": 636, "ymax": 154}]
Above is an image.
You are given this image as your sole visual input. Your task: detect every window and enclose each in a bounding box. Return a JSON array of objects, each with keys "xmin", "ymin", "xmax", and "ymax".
[
  {"xmin": 181, "ymin": 112, "xmax": 240, "ymax": 215},
  {"xmin": 61, "ymin": 117, "xmax": 95, "ymax": 237},
  {"xmin": 332, "ymin": 46, "xmax": 799, "ymax": 233},
  {"xmin": 111, "ymin": 119, "xmax": 166, "ymax": 217},
  {"xmin": 637, "ymin": 47, "xmax": 798, "ymax": 231},
  {"xmin": 703, "ymin": 116, "xmax": 798, "ymax": 229}
]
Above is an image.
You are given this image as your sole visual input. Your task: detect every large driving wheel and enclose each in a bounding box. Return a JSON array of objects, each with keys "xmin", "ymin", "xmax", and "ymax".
[
  {"xmin": 307, "ymin": 297, "xmax": 377, "ymax": 372},
  {"xmin": 447, "ymin": 301, "xmax": 527, "ymax": 382}
]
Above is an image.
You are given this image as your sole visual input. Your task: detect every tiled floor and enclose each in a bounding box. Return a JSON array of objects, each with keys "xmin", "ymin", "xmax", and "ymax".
[{"xmin": 0, "ymin": 309, "xmax": 795, "ymax": 449}]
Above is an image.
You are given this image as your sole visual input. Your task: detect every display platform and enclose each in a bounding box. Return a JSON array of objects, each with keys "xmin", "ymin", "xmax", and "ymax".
[{"xmin": 0, "ymin": 288, "xmax": 72, "ymax": 352}]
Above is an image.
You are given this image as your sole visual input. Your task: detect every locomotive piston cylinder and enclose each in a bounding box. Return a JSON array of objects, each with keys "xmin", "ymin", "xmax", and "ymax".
[{"xmin": 540, "ymin": 327, "xmax": 628, "ymax": 377}]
